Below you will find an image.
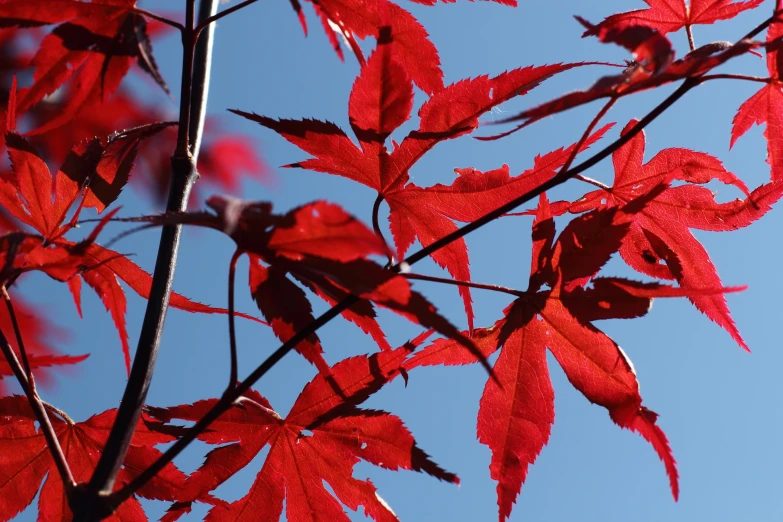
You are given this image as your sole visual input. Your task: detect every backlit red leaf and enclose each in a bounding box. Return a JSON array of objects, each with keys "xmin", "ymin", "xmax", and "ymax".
[
  {"xmin": 0, "ymin": 396, "xmax": 190, "ymax": 521},
  {"xmin": 147, "ymin": 354, "xmax": 457, "ymax": 522}
]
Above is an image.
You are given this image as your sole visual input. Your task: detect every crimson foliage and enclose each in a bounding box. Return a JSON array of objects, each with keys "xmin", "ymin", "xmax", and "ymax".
[{"xmin": 0, "ymin": 0, "xmax": 778, "ymax": 521}]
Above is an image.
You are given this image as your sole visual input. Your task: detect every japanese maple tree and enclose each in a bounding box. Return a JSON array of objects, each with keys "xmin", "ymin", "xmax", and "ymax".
[{"xmin": 0, "ymin": 0, "xmax": 779, "ymax": 521}]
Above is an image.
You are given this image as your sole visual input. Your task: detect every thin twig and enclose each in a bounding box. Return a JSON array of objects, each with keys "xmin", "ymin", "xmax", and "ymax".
[
  {"xmin": 699, "ymin": 73, "xmax": 771, "ymax": 84},
  {"xmin": 195, "ymin": 0, "xmax": 262, "ymax": 35},
  {"xmin": 559, "ymin": 98, "xmax": 616, "ymax": 176},
  {"xmin": 2, "ymin": 286, "xmax": 34, "ymax": 388},
  {"xmin": 686, "ymin": 24, "xmax": 696, "ymax": 52},
  {"xmin": 0, "ymin": 326, "xmax": 74, "ymax": 489},
  {"xmin": 404, "ymin": 273, "xmax": 523, "ymax": 297},
  {"xmin": 43, "ymin": 401, "xmax": 75, "ymax": 425},
  {"xmin": 132, "ymin": 7, "xmax": 185, "ymax": 32},
  {"xmin": 226, "ymin": 250, "xmax": 242, "ymax": 392}
]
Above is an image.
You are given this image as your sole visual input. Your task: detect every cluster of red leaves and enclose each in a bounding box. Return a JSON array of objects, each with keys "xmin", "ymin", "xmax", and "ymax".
[
  {"xmin": 146, "ymin": 333, "xmax": 452, "ymax": 522},
  {"xmin": 488, "ymin": 0, "xmax": 767, "ymax": 138},
  {"xmin": 0, "ymin": 394, "xmax": 209, "ymax": 521},
  {"xmin": 0, "ymin": 0, "xmax": 782, "ymax": 522},
  {"xmin": 234, "ymin": 45, "xmax": 599, "ymax": 332},
  {"xmin": 588, "ymin": 0, "xmax": 764, "ymax": 36},
  {"xmin": 156, "ymin": 3, "xmax": 778, "ymax": 521},
  {"xmin": 0, "ymin": 2, "xmax": 272, "ymax": 384}
]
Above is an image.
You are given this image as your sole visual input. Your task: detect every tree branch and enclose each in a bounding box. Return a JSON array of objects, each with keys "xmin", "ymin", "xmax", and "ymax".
[
  {"xmin": 2, "ymin": 286, "xmax": 35, "ymax": 388},
  {"xmin": 0, "ymin": 323, "xmax": 74, "ymax": 490},
  {"xmin": 77, "ymin": 0, "xmax": 220, "ymax": 518}
]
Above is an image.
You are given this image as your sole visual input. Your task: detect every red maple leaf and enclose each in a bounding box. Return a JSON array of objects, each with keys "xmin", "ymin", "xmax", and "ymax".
[
  {"xmin": 401, "ymin": 189, "xmax": 746, "ymax": 521},
  {"xmin": 29, "ymin": 93, "xmax": 273, "ymax": 204},
  {"xmin": 232, "ymin": 45, "xmax": 586, "ymax": 330},
  {"xmin": 146, "ymin": 336, "xmax": 456, "ymax": 522},
  {"xmin": 588, "ymin": 0, "xmax": 763, "ymax": 37},
  {"xmin": 158, "ymin": 195, "xmax": 485, "ymax": 369},
  {"xmin": 0, "ymin": 395, "xmax": 195, "ymax": 522},
  {"xmin": 285, "ymin": 0, "xmax": 443, "ymax": 94},
  {"xmin": 562, "ymin": 120, "xmax": 783, "ymax": 350},
  {"xmin": 385, "ymin": 125, "xmax": 612, "ymax": 327},
  {"xmin": 731, "ymin": 18, "xmax": 783, "ymax": 180},
  {"xmin": 492, "ymin": 22, "xmax": 761, "ymax": 136},
  {"xmin": 0, "ymin": 111, "xmax": 264, "ymax": 373},
  {"xmin": 0, "ymin": 0, "xmax": 171, "ymax": 134}
]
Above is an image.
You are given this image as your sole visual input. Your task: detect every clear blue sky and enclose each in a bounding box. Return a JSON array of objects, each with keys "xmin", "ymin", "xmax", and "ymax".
[{"xmin": 12, "ymin": 0, "xmax": 783, "ymax": 521}]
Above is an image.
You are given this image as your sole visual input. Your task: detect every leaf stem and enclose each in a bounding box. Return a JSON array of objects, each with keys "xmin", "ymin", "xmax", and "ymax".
[
  {"xmin": 404, "ymin": 273, "xmax": 523, "ymax": 297},
  {"xmin": 226, "ymin": 250, "xmax": 242, "ymax": 392},
  {"xmin": 700, "ymin": 73, "xmax": 772, "ymax": 84},
  {"xmin": 43, "ymin": 401, "xmax": 75, "ymax": 425},
  {"xmin": 0, "ymin": 322, "xmax": 74, "ymax": 490},
  {"xmin": 78, "ymin": 0, "xmax": 219, "ymax": 517},
  {"xmin": 575, "ymin": 174, "xmax": 611, "ymax": 190},
  {"xmin": 372, "ymin": 193, "xmax": 392, "ymax": 265},
  {"xmin": 686, "ymin": 24, "xmax": 696, "ymax": 52}
]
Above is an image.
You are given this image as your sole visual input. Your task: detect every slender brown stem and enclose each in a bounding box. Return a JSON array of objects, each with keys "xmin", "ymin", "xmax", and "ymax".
[
  {"xmin": 404, "ymin": 273, "xmax": 523, "ymax": 297},
  {"xmin": 0, "ymin": 326, "xmax": 74, "ymax": 489},
  {"xmin": 2, "ymin": 286, "xmax": 34, "ymax": 388},
  {"xmin": 685, "ymin": 24, "xmax": 696, "ymax": 52},
  {"xmin": 226, "ymin": 250, "xmax": 242, "ymax": 392},
  {"xmin": 132, "ymin": 7, "xmax": 185, "ymax": 32},
  {"xmin": 575, "ymin": 174, "xmax": 611, "ymax": 190},
  {"xmin": 372, "ymin": 194, "xmax": 392, "ymax": 265},
  {"xmin": 77, "ymin": 0, "xmax": 219, "ymax": 518},
  {"xmin": 43, "ymin": 401, "xmax": 75, "ymax": 425},
  {"xmin": 560, "ymin": 98, "xmax": 616, "ymax": 176},
  {"xmin": 700, "ymin": 73, "xmax": 772, "ymax": 84},
  {"xmin": 195, "ymin": 0, "xmax": 262, "ymax": 34},
  {"xmin": 111, "ymin": 75, "xmax": 701, "ymax": 505}
]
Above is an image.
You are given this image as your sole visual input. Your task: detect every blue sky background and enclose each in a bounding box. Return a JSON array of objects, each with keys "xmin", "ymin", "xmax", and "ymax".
[{"xmin": 10, "ymin": 0, "xmax": 783, "ymax": 520}]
